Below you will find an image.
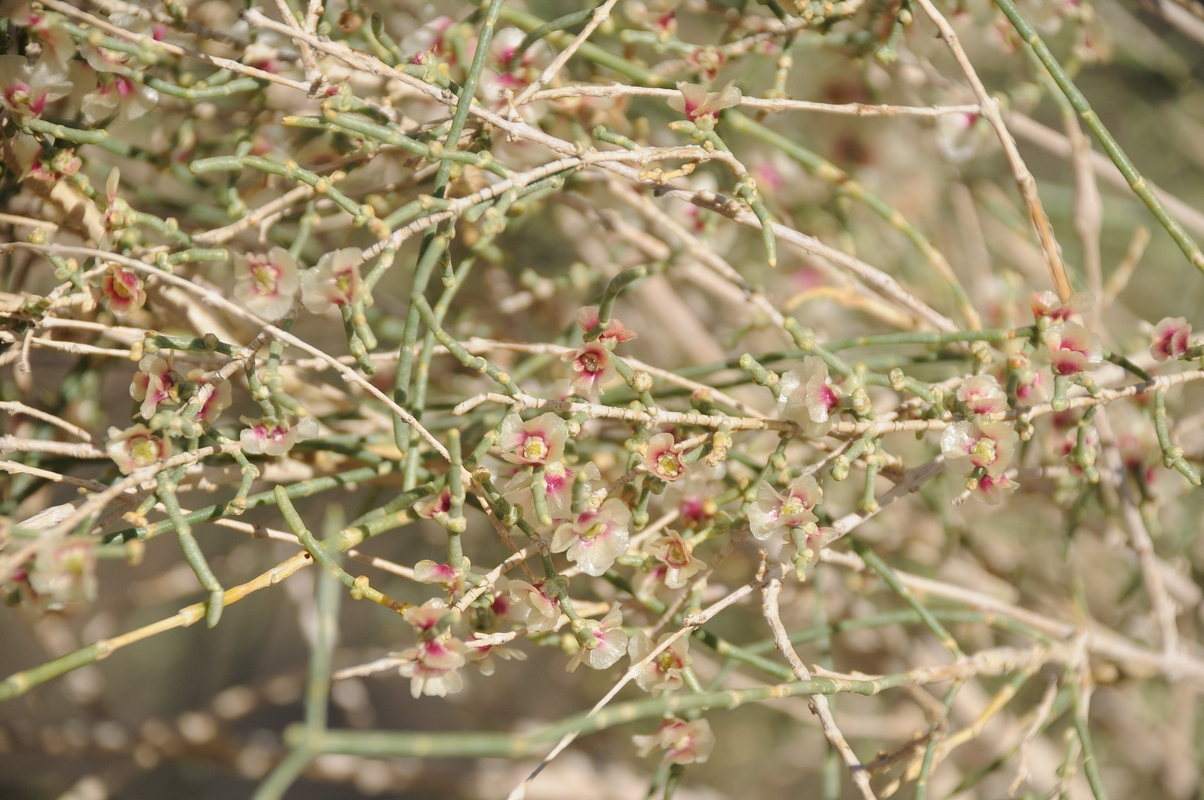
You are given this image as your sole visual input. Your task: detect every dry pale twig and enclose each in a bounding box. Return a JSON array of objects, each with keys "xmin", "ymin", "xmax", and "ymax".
[
  {"xmin": 913, "ymin": 0, "xmax": 1073, "ymax": 302},
  {"xmin": 763, "ymin": 576, "xmax": 878, "ymax": 800}
]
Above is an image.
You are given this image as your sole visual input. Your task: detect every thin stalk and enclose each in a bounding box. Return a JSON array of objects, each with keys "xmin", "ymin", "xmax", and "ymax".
[{"xmin": 992, "ymin": 0, "xmax": 1204, "ymax": 274}]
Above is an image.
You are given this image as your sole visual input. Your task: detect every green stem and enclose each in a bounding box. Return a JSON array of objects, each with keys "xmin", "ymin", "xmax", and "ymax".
[
  {"xmin": 305, "ymin": 674, "xmax": 889, "ymax": 759},
  {"xmin": 850, "ymin": 538, "xmax": 965, "ymax": 659},
  {"xmin": 1069, "ymin": 677, "xmax": 1109, "ymax": 800},
  {"xmin": 274, "ymin": 487, "xmax": 407, "ymax": 613},
  {"xmin": 992, "ymin": 0, "xmax": 1204, "ymax": 274}
]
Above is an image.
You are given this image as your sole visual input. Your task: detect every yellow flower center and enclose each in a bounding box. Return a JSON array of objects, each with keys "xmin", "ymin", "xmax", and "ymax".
[
  {"xmin": 971, "ymin": 437, "xmax": 997, "ymax": 465},
  {"xmin": 781, "ymin": 497, "xmax": 805, "ymax": 517},
  {"xmin": 131, "ymin": 437, "xmax": 159, "ymax": 466},
  {"xmin": 252, "ymin": 262, "xmax": 278, "ymax": 291},
  {"xmin": 522, "ymin": 437, "xmax": 547, "ymax": 461}
]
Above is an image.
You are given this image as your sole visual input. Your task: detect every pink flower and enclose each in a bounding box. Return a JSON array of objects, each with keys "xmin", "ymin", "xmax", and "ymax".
[
  {"xmin": 9, "ymin": 7, "xmax": 76, "ymax": 69},
  {"xmin": 401, "ymin": 16, "xmax": 455, "ymax": 64},
  {"xmin": 415, "ymin": 486, "xmax": 453, "ymax": 520},
  {"xmin": 81, "ymin": 71, "xmax": 158, "ymax": 126},
  {"xmin": 628, "ymin": 631, "xmax": 690, "ymax": 694},
  {"xmin": 941, "ymin": 420, "xmax": 1017, "ymax": 477},
  {"xmin": 645, "ymin": 432, "xmax": 686, "ymax": 482},
  {"xmin": 575, "ymin": 306, "xmax": 638, "ymax": 345},
  {"xmin": 1042, "ymin": 322, "xmax": 1103, "ymax": 376},
  {"xmin": 130, "ymin": 355, "xmax": 179, "ymax": 419},
  {"xmin": 1151, "ymin": 317, "xmax": 1192, "ymax": 362},
  {"xmin": 1059, "ymin": 424, "xmax": 1100, "ymax": 477},
  {"xmin": 477, "ymin": 28, "xmax": 551, "ymax": 117},
  {"xmin": 233, "ymin": 247, "xmax": 300, "ymax": 319},
  {"xmin": 499, "ymin": 412, "xmax": 567, "ymax": 466},
  {"xmin": 552, "ymin": 498, "xmax": 632, "ymax": 577},
  {"xmin": 187, "ymin": 369, "xmax": 233, "ymax": 426},
  {"xmin": 414, "ymin": 559, "xmax": 470, "ymax": 594},
  {"xmin": 958, "ymin": 374, "xmax": 1008, "ymax": 416},
  {"xmin": 0, "ymin": 54, "xmax": 71, "ymax": 117},
  {"xmin": 395, "ymin": 634, "xmax": 467, "ymax": 698},
  {"xmin": 626, "ymin": 2, "xmax": 679, "ymax": 35},
  {"xmin": 749, "ymin": 474, "xmax": 823, "ymax": 540},
  {"xmin": 563, "ymin": 340, "xmax": 615, "ymax": 399},
  {"xmin": 1008, "ymin": 353, "xmax": 1049, "ymax": 405},
  {"xmin": 508, "ymin": 579, "xmax": 561, "ymax": 633},
  {"xmin": 1030, "ymin": 290, "xmax": 1090, "ymax": 322},
  {"xmin": 567, "ymin": 603, "xmax": 628, "ymax": 671},
  {"xmin": 778, "ymin": 356, "xmax": 840, "ymax": 438},
  {"xmin": 633, "ymin": 718, "xmax": 714, "ymax": 765},
  {"xmin": 300, "ymin": 248, "xmax": 365, "ymax": 314},
  {"xmin": 685, "ymin": 46, "xmax": 726, "ymax": 81},
  {"xmin": 490, "ymin": 27, "xmax": 538, "ymax": 68},
  {"xmin": 649, "ymin": 530, "xmax": 705, "ymax": 589},
  {"xmin": 239, "ymin": 416, "xmax": 318, "ymax": 456},
  {"xmin": 668, "ymin": 82, "xmax": 741, "ymax": 122},
  {"xmin": 403, "ymin": 598, "xmax": 453, "ymax": 633},
  {"xmin": 101, "ymin": 264, "xmax": 146, "ymax": 318},
  {"xmin": 970, "ymin": 472, "xmax": 1019, "ymax": 504},
  {"xmin": 106, "ymin": 424, "xmax": 170, "ymax": 474},
  {"xmin": 664, "ymin": 466, "xmax": 724, "ymax": 529},
  {"xmin": 81, "ymin": 28, "xmax": 137, "ymax": 73}
]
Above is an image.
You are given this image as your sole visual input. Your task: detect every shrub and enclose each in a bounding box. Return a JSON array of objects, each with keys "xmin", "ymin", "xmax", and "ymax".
[{"xmin": 2, "ymin": 1, "xmax": 1204, "ymax": 798}]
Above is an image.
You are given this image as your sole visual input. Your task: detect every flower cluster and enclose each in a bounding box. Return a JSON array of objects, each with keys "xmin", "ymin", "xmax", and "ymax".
[
  {"xmin": 942, "ymin": 373, "xmax": 1020, "ymax": 503},
  {"xmin": 561, "ymin": 306, "xmax": 639, "ymax": 400},
  {"xmin": 393, "ymin": 600, "xmax": 468, "ymax": 699}
]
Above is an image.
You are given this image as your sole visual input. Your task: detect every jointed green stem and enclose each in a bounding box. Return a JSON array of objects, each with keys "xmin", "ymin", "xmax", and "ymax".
[
  {"xmin": 304, "ymin": 674, "xmax": 883, "ymax": 759},
  {"xmin": 160, "ymin": 476, "xmax": 224, "ymax": 628},
  {"xmin": 992, "ymin": 0, "xmax": 1204, "ymax": 274},
  {"xmin": 275, "ymin": 487, "xmax": 407, "ymax": 613}
]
